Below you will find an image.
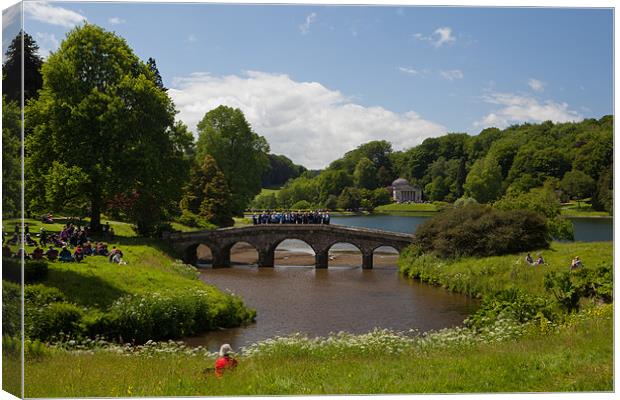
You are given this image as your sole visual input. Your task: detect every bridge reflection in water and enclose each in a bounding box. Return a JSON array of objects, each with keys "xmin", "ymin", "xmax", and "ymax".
[{"xmin": 164, "ymin": 225, "xmax": 414, "ymax": 269}]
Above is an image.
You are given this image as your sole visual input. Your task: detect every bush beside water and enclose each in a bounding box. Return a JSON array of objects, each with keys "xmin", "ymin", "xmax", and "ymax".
[{"xmin": 413, "ymin": 204, "xmax": 549, "ymax": 259}]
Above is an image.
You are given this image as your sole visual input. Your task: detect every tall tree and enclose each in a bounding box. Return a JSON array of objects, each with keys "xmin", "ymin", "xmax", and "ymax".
[
  {"xmin": 25, "ymin": 24, "xmax": 185, "ymax": 233},
  {"xmin": 2, "ymin": 30, "xmax": 43, "ymax": 103},
  {"xmin": 196, "ymin": 105, "xmax": 269, "ymax": 215},
  {"xmin": 2, "ymin": 97, "xmax": 21, "ymax": 217},
  {"xmin": 146, "ymin": 57, "xmax": 167, "ymax": 91},
  {"xmin": 196, "ymin": 155, "xmax": 234, "ymax": 227}
]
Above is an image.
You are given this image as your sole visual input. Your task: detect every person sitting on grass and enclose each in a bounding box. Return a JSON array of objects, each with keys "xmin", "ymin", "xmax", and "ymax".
[
  {"xmin": 525, "ymin": 253, "xmax": 534, "ymax": 265},
  {"xmin": 536, "ymin": 254, "xmax": 545, "ymax": 265},
  {"xmin": 39, "ymin": 227, "xmax": 48, "ymax": 246},
  {"xmin": 32, "ymin": 245, "xmax": 44, "ymax": 260},
  {"xmin": 570, "ymin": 256, "xmax": 583, "ymax": 270},
  {"xmin": 59, "ymin": 246, "xmax": 74, "ymax": 262},
  {"xmin": 108, "ymin": 246, "xmax": 125, "ymax": 264},
  {"xmin": 214, "ymin": 344, "xmax": 238, "ymax": 378},
  {"xmin": 96, "ymin": 242, "xmax": 109, "ymax": 256},
  {"xmin": 15, "ymin": 248, "xmax": 30, "ymax": 260},
  {"xmin": 74, "ymin": 245, "xmax": 84, "ymax": 262},
  {"xmin": 45, "ymin": 246, "xmax": 58, "ymax": 261},
  {"xmin": 25, "ymin": 233, "xmax": 38, "ymax": 246},
  {"xmin": 83, "ymin": 241, "xmax": 93, "ymax": 256}
]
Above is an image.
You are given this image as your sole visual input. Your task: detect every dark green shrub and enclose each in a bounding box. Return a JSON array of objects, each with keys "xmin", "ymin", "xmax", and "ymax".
[
  {"xmin": 24, "ymin": 284, "xmax": 65, "ymax": 305},
  {"xmin": 543, "ymin": 271, "xmax": 581, "ymax": 313},
  {"xmin": 177, "ymin": 211, "xmax": 216, "ymax": 229},
  {"xmin": 24, "ymin": 260, "xmax": 49, "ymax": 282},
  {"xmin": 573, "ymin": 264, "xmax": 613, "ymax": 303},
  {"xmin": 104, "ymin": 289, "xmax": 255, "ymax": 343},
  {"xmin": 2, "ymin": 258, "xmax": 21, "ymax": 283},
  {"xmin": 3, "ymin": 259, "xmax": 49, "ymax": 283},
  {"xmin": 414, "ymin": 204, "xmax": 549, "ymax": 259},
  {"xmin": 2, "ymin": 280, "xmax": 21, "ymax": 337},
  {"xmin": 465, "ymin": 288, "xmax": 554, "ymax": 329},
  {"xmin": 25, "ymin": 302, "xmax": 84, "ymax": 341},
  {"xmin": 544, "ymin": 265, "xmax": 613, "ymax": 312}
]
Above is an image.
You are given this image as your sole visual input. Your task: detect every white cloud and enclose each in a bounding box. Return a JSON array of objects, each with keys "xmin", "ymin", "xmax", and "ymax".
[
  {"xmin": 528, "ymin": 78, "xmax": 545, "ymax": 92},
  {"xmin": 433, "ymin": 27, "xmax": 456, "ymax": 47},
  {"xmin": 414, "ymin": 26, "xmax": 456, "ymax": 48},
  {"xmin": 108, "ymin": 17, "xmax": 125, "ymax": 25},
  {"xmin": 169, "ymin": 71, "xmax": 446, "ymax": 169},
  {"xmin": 299, "ymin": 12, "xmax": 317, "ymax": 35},
  {"xmin": 35, "ymin": 32, "xmax": 59, "ymax": 58},
  {"xmin": 398, "ymin": 66, "xmax": 420, "ymax": 75},
  {"xmin": 474, "ymin": 92, "xmax": 583, "ymax": 129},
  {"xmin": 440, "ymin": 69, "xmax": 464, "ymax": 81},
  {"xmin": 24, "ymin": 1, "xmax": 86, "ymax": 28}
]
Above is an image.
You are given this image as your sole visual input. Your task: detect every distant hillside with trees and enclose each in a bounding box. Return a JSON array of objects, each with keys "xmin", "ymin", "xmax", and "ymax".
[{"xmin": 252, "ymin": 116, "xmax": 613, "ymax": 214}]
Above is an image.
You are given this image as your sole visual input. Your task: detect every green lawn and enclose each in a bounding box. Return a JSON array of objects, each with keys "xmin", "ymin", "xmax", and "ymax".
[
  {"xmin": 374, "ymin": 202, "xmax": 439, "ymax": 213},
  {"xmin": 259, "ymin": 187, "xmax": 281, "ymax": 196},
  {"xmin": 560, "ymin": 201, "xmax": 611, "ymax": 217},
  {"xmin": 20, "ymin": 303, "xmax": 613, "ymax": 396}
]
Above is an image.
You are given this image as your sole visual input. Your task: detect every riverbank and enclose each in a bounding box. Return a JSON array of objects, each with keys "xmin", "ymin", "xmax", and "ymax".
[
  {"xmin": 2, "ymin": 218, "xmax": 256, "ymax": 342},
  {"xmin": 17, "ymin": 302, "xmax": 612, "ymax": 396},
  {"xmin": 398, "ymin": 241, "xmax": 613, "ymax": 298}
]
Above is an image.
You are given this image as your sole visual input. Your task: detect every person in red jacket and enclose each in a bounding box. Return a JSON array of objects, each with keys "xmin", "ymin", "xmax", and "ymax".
[{"xmin": 214, "ymin": 344, "xmax": 238, "ymax": 378}]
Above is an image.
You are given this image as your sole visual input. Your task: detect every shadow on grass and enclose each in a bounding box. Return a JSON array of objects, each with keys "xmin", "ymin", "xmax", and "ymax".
[{"xmin": 43, "ymin": 268, "xmax": 129, "ymax": 309}]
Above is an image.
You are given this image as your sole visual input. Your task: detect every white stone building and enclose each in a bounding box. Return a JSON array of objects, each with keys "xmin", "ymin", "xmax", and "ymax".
[{"xmin": 390, "ymin": 178, "xmax": 422, "ymax": 203}]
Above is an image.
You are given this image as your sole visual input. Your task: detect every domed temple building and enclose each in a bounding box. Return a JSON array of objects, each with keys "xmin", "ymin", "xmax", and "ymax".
[{"xmin": 389, "ymin": 178, "xmax": 423, "ymax": 203}]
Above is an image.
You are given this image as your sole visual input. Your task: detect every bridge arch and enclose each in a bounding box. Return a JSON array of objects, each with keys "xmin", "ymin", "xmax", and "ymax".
[
  {"xmin": 326, "ymin": 241, "xmax": 363, "ymax": 268},
  {"xmin": 228, "ymin": 241, "xmax": 259, "ymax": 266},
  {"xmin": 371, "ymin": 245, "xmax": 400, "ymax": 269},
  {"xmin": 273, "ymin": 238, "xmax": 317, "ymax": 267},
  {"xmin": 196, "ymin": 244, "xmax": 214, "ymax": 265}
]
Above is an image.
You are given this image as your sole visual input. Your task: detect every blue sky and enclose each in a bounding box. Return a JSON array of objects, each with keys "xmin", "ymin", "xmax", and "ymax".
[{"xmin": 3, "ymin": 1, "xmax": 614, "ymax": 168}]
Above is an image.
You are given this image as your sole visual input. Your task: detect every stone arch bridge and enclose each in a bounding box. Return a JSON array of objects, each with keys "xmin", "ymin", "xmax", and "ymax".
[{"xmin": 165, "ymin": 225, "xmax": 414, "ymax": 269}]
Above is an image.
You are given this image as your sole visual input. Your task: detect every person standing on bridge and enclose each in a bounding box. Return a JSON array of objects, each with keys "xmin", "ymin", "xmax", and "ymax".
[{"xmin": 214, "ymin": 344, "xmax": 238, "ymax": 378}]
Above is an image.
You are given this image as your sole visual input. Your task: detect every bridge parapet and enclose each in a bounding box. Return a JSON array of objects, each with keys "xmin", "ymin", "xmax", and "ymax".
[{"xmin": 167, "ymin": 224, "xmax": 414, "ymax": 269}]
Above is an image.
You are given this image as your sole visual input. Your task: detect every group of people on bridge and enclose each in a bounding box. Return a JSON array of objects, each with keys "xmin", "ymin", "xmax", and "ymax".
[{"xmin": 251, "ymin": 210, "xmax": 330, "ymax": 225}]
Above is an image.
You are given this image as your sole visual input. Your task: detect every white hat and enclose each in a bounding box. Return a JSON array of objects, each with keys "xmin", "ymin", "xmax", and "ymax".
[{"xmin": 219, "ymin": 344, "xmax": 233, "ymax": 357}]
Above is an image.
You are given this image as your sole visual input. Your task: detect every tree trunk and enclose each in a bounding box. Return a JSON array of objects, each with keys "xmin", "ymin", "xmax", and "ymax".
[{"xmin": 90, "ymin": 198, "xmax": 102, "ymax": 232}]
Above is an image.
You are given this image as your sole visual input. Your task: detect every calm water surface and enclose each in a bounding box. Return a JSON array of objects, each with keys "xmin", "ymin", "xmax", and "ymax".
[
  {"xmin": 186, "ymin": 214, "xmax": 610, "ymax": 351},
  {"xmin": 332, "ymin": 214, "xmax": 613, "ymax": 241},
  {"xmin": 189, "ymin": 265, "xmax": 478, "ymax": 351}
]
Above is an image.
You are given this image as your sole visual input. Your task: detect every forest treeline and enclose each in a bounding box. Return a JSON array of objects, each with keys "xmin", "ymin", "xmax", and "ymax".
[{"xmin": 253, "ymin": 116, "xmax": 613, "ymax": 213}]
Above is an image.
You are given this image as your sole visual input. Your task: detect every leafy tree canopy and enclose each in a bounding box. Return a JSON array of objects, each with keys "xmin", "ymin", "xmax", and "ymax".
[
  {"xmin": 25, "ymin": 24, "xmax": 187, "ymax": 234},
  {"xmin": 195, "ymin": 105, "xmax": 270, "ymax": 215}
]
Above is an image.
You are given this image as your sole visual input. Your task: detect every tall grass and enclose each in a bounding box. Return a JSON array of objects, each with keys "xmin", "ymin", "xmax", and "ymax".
[
  {"xmin": 399, "ymin": 241, "xmax": 613, "ymax": 298},
  {"xmin": 20, "ymin": 304, "xmax": 613, "ymax": 396}
]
